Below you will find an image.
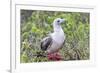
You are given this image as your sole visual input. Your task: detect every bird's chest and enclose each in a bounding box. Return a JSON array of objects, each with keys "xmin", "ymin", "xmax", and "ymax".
[{"xmin": 52, "ymin": 31, "xmax": 65, "ymax": 45}]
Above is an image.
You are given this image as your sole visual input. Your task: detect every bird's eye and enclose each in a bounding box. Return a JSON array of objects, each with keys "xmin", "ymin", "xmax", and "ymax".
[{"xmin": 57, "ymin": 20, "xmax": 60, "ymax": 23}]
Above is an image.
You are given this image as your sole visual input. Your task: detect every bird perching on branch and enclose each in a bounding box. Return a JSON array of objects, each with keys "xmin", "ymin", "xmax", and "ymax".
[{"xmin": 41, "ymin": 18, "xmax": 65, "ymax": 61}]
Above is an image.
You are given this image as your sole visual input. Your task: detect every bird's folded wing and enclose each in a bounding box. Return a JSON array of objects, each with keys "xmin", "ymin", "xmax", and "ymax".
[{"xmin": 41, "ymin": 36, "xmax": 53, "ymax": 51}]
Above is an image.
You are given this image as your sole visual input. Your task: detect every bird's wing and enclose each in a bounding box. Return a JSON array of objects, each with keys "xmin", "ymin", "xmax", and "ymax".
[{"xmin": 41, "ymin": 36, "xmax": 53, "ymax": 51}]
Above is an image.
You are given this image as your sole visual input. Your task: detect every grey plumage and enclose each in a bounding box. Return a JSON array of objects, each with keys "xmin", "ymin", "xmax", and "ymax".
[{"xmin": 41, "ymin": 36, "xmax": 52, "ymax": 51}]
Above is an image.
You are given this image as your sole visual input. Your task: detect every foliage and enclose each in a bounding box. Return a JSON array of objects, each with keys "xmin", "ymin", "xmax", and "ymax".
[{"xmin": 20, "ymin": 10, "xmax": 90, "ymax": 63}]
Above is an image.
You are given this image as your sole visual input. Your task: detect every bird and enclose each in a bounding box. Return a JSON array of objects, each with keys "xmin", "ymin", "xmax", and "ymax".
[{"xmin": 40, "ymin": 18, "xmax": 65, "ymax": 61}]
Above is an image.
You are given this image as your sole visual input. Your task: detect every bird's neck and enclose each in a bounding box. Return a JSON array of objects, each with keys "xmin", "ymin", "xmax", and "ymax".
[{"xmin": 53, "ymin": 24, "xmax": 63, "ymax": 32}]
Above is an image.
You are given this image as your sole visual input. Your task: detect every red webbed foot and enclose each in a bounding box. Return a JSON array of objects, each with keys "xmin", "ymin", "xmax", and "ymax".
[{"xmin": 47, "ymin": 52, "xmax": 62, "ymax": 61}]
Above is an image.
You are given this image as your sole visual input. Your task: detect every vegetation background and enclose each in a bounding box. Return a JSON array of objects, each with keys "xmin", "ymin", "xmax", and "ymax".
[{"xmin": 20, "ymin": 10, "xmax": 90, "ymax": 63}]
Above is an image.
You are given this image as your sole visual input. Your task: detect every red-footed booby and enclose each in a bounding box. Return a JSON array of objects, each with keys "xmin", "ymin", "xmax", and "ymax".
[{"xmin": 41, "ymin": 18, "xmax": 65, "ymax": 61}]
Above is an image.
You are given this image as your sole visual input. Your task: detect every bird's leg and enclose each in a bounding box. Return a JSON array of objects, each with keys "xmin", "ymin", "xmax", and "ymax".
[{"xmin": 47, "ymin": 49, "xmax": 62, "ymax": 61}]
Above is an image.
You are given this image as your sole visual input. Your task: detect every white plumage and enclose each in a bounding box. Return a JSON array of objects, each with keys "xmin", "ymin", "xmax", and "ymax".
[{"xmin": 41, "ymin": 18, "xmax": 65, "ymax": 54}]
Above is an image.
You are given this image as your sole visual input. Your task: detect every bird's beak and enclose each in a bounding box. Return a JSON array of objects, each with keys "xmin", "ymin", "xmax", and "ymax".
[{"xmin": 60, "ymin": 19, "xmax": 65, "ymax": 24}]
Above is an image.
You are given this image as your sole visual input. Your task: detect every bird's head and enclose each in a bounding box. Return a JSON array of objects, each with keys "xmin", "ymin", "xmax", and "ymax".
[{"xmin": 53, "ymin": 18, "xmax": 65, "ymax": 25}]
